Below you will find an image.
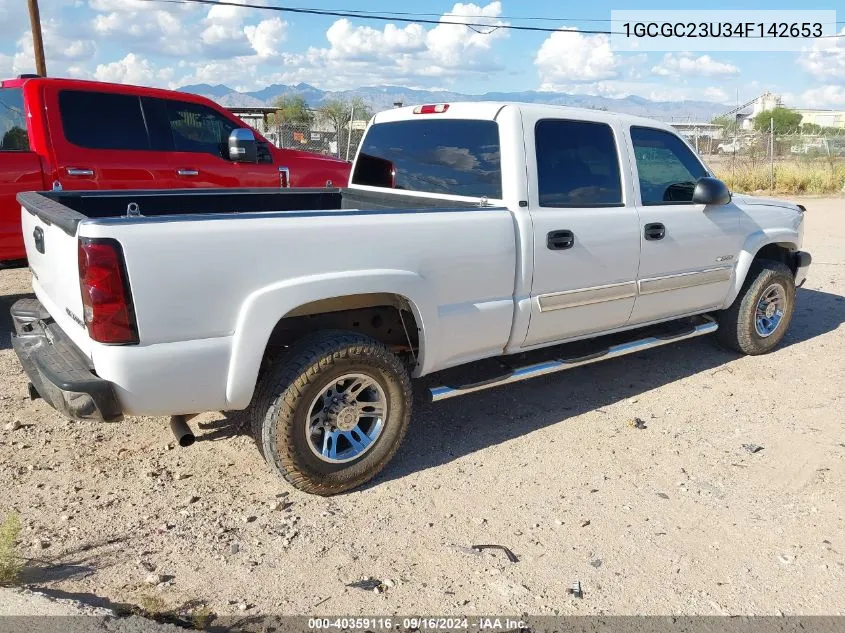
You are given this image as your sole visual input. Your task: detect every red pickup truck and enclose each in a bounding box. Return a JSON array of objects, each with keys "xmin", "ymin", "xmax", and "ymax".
[{"xmin": 0, "ymin": 75, "xmax": 350, "ymax": 263}]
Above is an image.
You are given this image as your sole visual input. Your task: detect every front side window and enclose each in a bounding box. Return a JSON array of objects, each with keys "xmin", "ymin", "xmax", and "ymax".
[
  {"xmin": 352, "ymin": 119, "xmax": 502, "ymax": 198},
  {"xmin": 0, "ymin": 88, "xmax": 29, "ymax": 151},
  {"xmin": 535, "ymin": 119, "xmax": 622, "ymax": 207},
  {"xmin": 59, "ymin": 90, "xmax": 149, "ymax": 150},
  {"xmin": 630, "ymin": 126, "xmax": 708, "ymax": 205},
  {"xmin": 165, "ymin": 100, "xmax": 237, "ymax": 158}
]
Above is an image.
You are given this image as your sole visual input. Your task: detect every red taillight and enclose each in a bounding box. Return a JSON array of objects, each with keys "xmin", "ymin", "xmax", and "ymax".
[
  {"xmin": 413, "ymin": 104, "xmax": 450, "ymax": 114},
  {"xmin": 78, "ymin": 238, "xmax": 138, "ymax": 345}
]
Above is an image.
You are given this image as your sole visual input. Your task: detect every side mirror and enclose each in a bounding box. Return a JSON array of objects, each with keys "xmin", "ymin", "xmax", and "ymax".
[
  {"xmin": 228, "ymin": 128, "xmax": 257, "ymax": 163},
  {"xmin": 692, "ymin": 177, "xmax": 731, "ymax": 206}
]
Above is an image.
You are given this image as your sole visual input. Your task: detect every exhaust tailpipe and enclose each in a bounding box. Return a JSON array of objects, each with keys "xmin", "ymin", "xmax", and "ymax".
[{"xmin": 169, "ymin": 415, "xmax": 195, "ymax": 447}]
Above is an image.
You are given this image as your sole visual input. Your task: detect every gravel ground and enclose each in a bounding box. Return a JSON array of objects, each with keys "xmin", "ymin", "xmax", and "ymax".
[{"xmin": 0, "ymin": 197, "xmax": 843, "ymax": 619}]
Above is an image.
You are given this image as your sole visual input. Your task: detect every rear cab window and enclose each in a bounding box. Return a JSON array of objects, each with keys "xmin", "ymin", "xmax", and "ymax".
[
  {"xmin": 535, "ymin": 119, "xmax": 623, "ymax": 207},
  {"xmin": 352, "ymin": 119, "xmax": 502, "ymax": 199},
  {"xmin": 0, "ymin": 88, "xmax": 30, "ymax": 151},
  {"xmin": 630, "ymin": 126, "xmax": 709, "ymax": 205}
]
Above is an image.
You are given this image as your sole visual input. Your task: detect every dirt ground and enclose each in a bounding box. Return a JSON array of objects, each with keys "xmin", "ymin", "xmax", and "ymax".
[{"xmin": 1, "ymin": 197, "xmax": 843, "ymax": 619}]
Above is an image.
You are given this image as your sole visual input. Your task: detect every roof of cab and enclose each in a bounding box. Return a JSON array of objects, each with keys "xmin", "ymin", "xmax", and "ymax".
[
  {"xmin": 1, "ymin": 75, "xmax": 219, "ymax": 106},
  {"xmin": 372, "ymin": 101, "xmax": 675, "ymax": 132}
]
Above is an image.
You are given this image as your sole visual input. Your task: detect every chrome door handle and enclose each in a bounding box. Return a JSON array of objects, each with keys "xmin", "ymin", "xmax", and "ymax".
[
  {"xmin": 177, "ymin": 169, "xmax": 199, "ymax": 177},
  {"xmin": 66, "ymin": 167, "xmax": 94, "ymax": 177}
]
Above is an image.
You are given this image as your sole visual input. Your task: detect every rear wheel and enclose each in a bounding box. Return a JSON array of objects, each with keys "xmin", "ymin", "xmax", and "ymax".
[
  {"xmin": 716, "ymin": 261, "xmax": 795, "ymax": 355},
  {"xmin": 250, "ymin": 331, "xmax": 412, "ymax": 495}
]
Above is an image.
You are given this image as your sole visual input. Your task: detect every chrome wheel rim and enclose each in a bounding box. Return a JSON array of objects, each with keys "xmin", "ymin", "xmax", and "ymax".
[
  {"xmin": 306, "ymin": 373, "xmax": 387, "ymax": 464},
  {"xmin": 755, "ymin": 283, "xmax": 786, "ymax": 338}
]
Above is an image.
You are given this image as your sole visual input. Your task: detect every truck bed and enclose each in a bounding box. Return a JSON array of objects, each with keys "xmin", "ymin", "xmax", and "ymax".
[
  {"xmin": 17, "ymin": 188, "xmax": 487, "ymax": 236},
  {"xmin": 18, "ymin": 186, "xmax": 516, "ymax": 415}
]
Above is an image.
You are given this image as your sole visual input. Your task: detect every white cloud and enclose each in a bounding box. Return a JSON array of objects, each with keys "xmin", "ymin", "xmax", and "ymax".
[
  {"xmin": 93, "ymin": 52, "xmax": 174, "ymax": 85},
  {"xmin": 798, "ymin": 27, "xmax": 845, "ymax": 80},
  {"xmin": 244, "ymin": 18, "xmax": 287, "ymax": 58},
  {"xmin": 257, "ymin": 2, "xmax": 508, "ymax": 89},
  {"xmin": 89, "ymin": 0, "xmax": 281, "ymax": 60},
  {"xmin": 323, "ymin": 20, "xmax": 426, "ymax": 61},
  {"xmin": 535, "ymin": 28, "xmax": 617, "ymax": 89},
  {"xmin": 797, "ymin": 85, "xmax": 845, "ymax": 108},
  {"xmin": 425, "ymin": 1, "xmax": 507, "ymax": 68},
  {"xmin": 91, "ymin": 0, "xmax": 196, "ymax": 56},
  {"xmin": 651, "ymin": 53, "xmax": 739, "ymax": 78},
  {"xmin": 12, "ymin": 19, "xmax": 96, "ymax": 75}
]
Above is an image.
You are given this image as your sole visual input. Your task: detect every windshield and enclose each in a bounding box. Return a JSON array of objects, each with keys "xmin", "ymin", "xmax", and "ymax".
[
  {"xmin": 352, "ymin": 119, "xmax": 502, "ymax": 198},
  {"xmin": 0, "ymin": 88, "xmax": 29, "ymax": 151}
]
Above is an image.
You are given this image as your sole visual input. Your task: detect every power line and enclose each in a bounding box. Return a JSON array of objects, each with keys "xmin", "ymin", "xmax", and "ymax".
[
  {"xmin": 138, "ymin": 0, "xmax": 845, "ymax": 38},
  {"xmin": 329, "ymin": 8, "xmax": 614, "ymax": 23},
  {"xmin": 137, "ymin": 0, "xmax": 623, "ymax": 35}
]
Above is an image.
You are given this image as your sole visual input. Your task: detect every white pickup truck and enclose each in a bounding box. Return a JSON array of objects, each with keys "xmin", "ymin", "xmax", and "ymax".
[{"xmin": 12, "ymin": 102, "xmax": 811, "ymax": 495}]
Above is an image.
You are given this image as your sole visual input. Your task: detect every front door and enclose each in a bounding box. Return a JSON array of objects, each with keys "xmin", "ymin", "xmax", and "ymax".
[
  {"xmin": 523, "ymin": 115, "xmax": 641, "ymax": 348},
  {"xmin": 153, "ymin": 98, "xmax": 282, "ymax": 189},
  {"xmin": 626, "ymin": 126, "xmax": 745, "ymax": 324}
]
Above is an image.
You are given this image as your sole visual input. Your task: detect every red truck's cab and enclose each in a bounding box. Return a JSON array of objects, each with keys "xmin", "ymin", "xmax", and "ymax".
[{"xmin": 0, "ymin": 76, "xmax": 350, "ymax": 263}]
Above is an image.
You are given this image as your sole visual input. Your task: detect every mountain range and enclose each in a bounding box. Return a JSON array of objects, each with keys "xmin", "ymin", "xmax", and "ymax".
[{"xmin": 179, "ymin": 82, "xmax": 729, "ymax": 121}]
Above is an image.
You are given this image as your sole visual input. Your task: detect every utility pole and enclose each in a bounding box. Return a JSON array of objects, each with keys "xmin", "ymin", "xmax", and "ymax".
[{"xmin": 28, "ymin": 0, "xmax": 47, "ymax": 76}]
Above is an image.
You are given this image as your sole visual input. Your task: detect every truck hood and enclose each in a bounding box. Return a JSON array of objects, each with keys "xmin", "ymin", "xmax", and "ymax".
[{"xmin": 730, "ymin": 193, "xmax": 802, "ymax": 213}]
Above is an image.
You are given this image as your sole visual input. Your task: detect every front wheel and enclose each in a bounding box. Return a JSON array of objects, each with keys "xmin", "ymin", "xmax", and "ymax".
[
  {"xmin": 250, "ymin": 331, "xmax": 412, "ymax": 495},
  {"xmin": 716, "ymin": 261, "xmax": 796, "ymax": 355}
]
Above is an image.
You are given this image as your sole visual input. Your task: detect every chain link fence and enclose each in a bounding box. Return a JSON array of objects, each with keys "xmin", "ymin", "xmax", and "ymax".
[
  {"xmin": 263, "ymin": 121, "xmax": 368, "ymax": 161},
  {"xmin": 675, "ymin": 129, "xmax": 845, "ymax": 194}
]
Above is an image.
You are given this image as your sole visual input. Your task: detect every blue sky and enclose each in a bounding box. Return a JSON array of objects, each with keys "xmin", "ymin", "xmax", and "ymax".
[{"xmin": 1, "ymin": 0, "xmax": 843, "ymax": 108}]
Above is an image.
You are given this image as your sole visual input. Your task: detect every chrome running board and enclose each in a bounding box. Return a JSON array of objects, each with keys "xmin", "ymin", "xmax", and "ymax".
[{"xmin": 429, "ymin": 318, "xmax": 718, "ymax": 402}]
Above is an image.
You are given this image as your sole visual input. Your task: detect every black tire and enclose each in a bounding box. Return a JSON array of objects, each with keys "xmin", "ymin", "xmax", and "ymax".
[
  {"xmin": 716, "ymin": 260, "xmax": 795, "ymax": 355},
  {"xmin": 249, "ymin": 331, "xmax": 412, "ymax": 495}
]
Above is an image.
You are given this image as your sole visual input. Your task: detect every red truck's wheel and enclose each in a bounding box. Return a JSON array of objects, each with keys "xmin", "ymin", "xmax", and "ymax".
[{"xmin": 250, "ymin": 331, "xmax": 412, "ymax": 495}]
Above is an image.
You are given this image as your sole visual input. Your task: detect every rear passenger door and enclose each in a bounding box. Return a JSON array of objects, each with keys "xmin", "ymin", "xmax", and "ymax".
[
  {"xmin": 48, "ymin": 89, "xmax": 172, "ymax": 190},
  {"xmin": 523, "ymin": 115, "xmax": 641, "ymax": 348},
  {"xmin": 150, "ymin": 98, "xmax": 281, "ymax": 188}
]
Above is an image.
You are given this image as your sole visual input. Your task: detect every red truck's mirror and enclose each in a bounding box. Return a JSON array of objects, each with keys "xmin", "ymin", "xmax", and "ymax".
[{"xmin": 228, "ymin": 128, "xmax": 258, "ymax": 163}]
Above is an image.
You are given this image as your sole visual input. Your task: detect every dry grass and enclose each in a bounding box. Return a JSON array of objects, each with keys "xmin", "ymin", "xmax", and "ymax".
[
  {"xmin": 189, "ymin": 605, "xmax": 214, "ymax": 630},
  {"xmin": 715, "ymin": 160, "xmax": 845, "ymax": 195},
  {"xmin": 0, "ymin": 512, "xmax": 22, "ymax": 585},
  {"xmin": 135, "ymin": 592, "xmax": 170, "ymax": 618}
]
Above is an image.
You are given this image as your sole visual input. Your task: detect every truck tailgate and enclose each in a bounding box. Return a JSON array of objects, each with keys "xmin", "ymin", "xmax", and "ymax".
[{"xmin": 20, "ymin": 207, "xmax": 91, "ymax": 357}]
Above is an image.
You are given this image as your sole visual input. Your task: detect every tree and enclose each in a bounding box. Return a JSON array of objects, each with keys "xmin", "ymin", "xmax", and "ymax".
[
  {"xmin": 753, "ymin": 107, "xmax": 802, "ymax": 135},
  {"xmin": 1, "ymin": 126, "xmax": 28, "ymax": 150},
  {"xmin": 711, "ymin": 114, "xmax": 739, "ymax": 134},
  {"xmin": 266, "ymin": 95, "xmax": 313, "ymax": 127},
  {"xmin": 317, "ymin": 97, "xmax": 373, "ymax": 158}
]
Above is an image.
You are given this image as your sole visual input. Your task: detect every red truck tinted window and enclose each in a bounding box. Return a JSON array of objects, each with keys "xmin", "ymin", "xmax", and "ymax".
[
  {"xmin": 166, "ymin": 100, "xmax": 236, "ymax": 159},
  {"xmin": 58, "ymin": 90, "xmax": 150, "ymax": 150},
  {"xmin": 0, "ymin": 88, "xmax": 29, "ymax": 151}
]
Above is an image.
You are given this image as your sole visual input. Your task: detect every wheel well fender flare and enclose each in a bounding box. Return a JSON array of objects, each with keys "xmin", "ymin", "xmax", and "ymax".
[
  {"xmin": 224, "ymin": 270, "xmax": 435, "ymax": 409},
  {"xmin": 722, "ymin": 229, "xmax": 798, "ymax": 308}
]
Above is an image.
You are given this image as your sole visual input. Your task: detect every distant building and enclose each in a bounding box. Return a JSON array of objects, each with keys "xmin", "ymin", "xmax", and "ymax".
[
  {"xmin": 226, "ymin": 106, "xmax": 276, "ymax": 137},
  {"xmin": 793, "ymin": 109, "xmax": 845, "ymax": 129},
  {"xmin": 719, "ymin": 92, "xmax": 845, "ymax": 131}
]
